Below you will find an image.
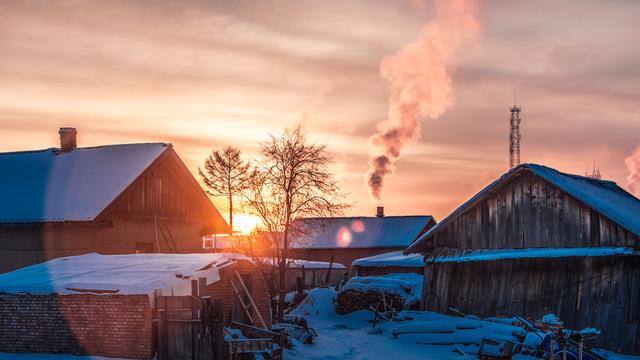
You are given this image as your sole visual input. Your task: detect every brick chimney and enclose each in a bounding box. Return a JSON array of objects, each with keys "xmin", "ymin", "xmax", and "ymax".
[
  {"xmin": 376, "ymin": 206, "xmax": 384, "ymax": 217},
  {"xmin": 58, "ymin": 127, "xmax": 77, "ymax": 152}
]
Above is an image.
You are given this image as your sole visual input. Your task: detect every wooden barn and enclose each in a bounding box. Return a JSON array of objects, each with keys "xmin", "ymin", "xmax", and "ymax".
[
  {"xmin": 405, "ymin": 163, "xmax": 640, "ymax": 353},
  {"xmin": 0, "ymin": 128, "xmax": 228, "ymax": 273},
  {"xmin": 0, "ymin": 253, "xmax": 272, "ymax": 359},
  {"xmin": 351, "ymin": 250, "xmax": 424, "ymax": 277},
  {"xmin": 289, "ymin": 208, "xmax": 435, "ymax": 270}
]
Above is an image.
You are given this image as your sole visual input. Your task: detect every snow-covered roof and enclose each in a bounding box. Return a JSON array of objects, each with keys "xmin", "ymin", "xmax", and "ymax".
[
  {"xmin": 427, "ymin": 247, "xmax": 635, "ymax": 263},
  {"xmin": 287, "ymin": 259, "xmax": 347, "ymax": 270},
  {"xmin": 0, "ymin": 143, "xmax": 169, "ymax": 223},
  {"xmin": 0, "ymin": 253, "xmax": 249, "ymax": 303},
  {"xmin": 407, "ymin": 163, "xmax": 640, "ymax": 254},
  {"xmin": 291, "ymin": 216, "xmax": 435, "ymax": 249},
  {"xmin": 352, "ymin": 251, "xmax": 424, "ymax": 268}
]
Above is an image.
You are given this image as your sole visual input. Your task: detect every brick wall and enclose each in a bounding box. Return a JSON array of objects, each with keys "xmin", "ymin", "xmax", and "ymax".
[
  {"xmin": 206, "ymin": 259, "xmax": 272, "ymax": 328},
  {"xmin": 0, "ymin": 293, "xmax": 153, "ymax": 359}
]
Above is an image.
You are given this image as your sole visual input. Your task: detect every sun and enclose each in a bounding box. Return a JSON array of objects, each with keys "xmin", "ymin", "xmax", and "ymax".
[{"xmin": 232, "ymin": 213, "xmax": 261, "ymax": 235}]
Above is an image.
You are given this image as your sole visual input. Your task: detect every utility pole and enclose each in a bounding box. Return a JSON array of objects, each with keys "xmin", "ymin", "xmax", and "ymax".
[{"xmin": 509, "ymin": 95, "xmax": 522, "ymax": 169}]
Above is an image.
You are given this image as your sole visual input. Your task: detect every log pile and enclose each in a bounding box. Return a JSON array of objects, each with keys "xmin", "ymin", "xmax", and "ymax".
[{"xmin": 336, "ymin": 289, "xmax": 407, "ymax": 315}]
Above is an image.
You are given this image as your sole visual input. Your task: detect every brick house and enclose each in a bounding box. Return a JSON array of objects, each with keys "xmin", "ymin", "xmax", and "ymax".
[
  {"xmin": 0, "ymin": 127, "xmax": 228, "ymax": 273},
  {"xmin": 288, "ymin": 208, "xmax": 436, "ymax": 270},
  {"xmin": 0, "ymin": 253, "xmax": 271, "ymax": 359}
]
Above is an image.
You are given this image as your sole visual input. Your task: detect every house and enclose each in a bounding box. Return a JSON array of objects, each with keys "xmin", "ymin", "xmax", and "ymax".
[
  {"xmin": 288, "ymin": 208, "xmax": 436, "ymax": 270},
  {"xmin": 0, "ymin": 128, "xmax": 228, "ymax": 273},
  {"xmin": 405, "ymin": 163, "xmax": 640, "ymax": 353},
  {"xmin": 0, "ymin": 252, "xmax": 271, "ymax": 359},
  {"xmin": 261, "ymin": 258, "xmax": 347, "ymax": 292},
  {"xmin": 351, "ymin": 250, "xmax": 424, "ymax": 277}
]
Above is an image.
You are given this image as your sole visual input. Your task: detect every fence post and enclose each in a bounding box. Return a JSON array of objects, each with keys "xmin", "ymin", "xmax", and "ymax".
[
  {"xmin": 158, "ymin": 309, "xmax": 168, "ymax": 360},
  {"xmin": 214, "ymin": 299, "xmax": 225, "ymax": 360}
]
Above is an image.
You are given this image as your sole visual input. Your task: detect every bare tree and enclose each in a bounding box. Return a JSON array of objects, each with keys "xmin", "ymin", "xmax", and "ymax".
[
  {"xmin": 199, "ymin": 146, "xmax": 252, "ymax": 234},
  {"xmin": 243, "ymin": 126, "xmax": 349, "ymax": 321}
]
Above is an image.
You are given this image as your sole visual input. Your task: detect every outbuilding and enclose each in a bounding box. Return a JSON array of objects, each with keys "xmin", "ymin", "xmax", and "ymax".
[
  {"xmin": 0, "ymin": 253, "xmax": 271, "ymax": 359},
  {"xmin": 289, "ymin": 209, "xmax": 435, "ymax": 270},
  {"xmin": 351, "ymin": 250, "xmax": 424, "ymax": 277},
  {"xmin": 0, "ymin": 128, "xmax": 228, "ymax": 273},
  {"xmin": 406, "ymin": 163, "xmax": 640, "ymax": 353}
]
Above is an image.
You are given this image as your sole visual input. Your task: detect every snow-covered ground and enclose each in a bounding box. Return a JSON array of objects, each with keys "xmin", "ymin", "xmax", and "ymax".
[{"xmin": 285, "ymin": 287, "xmax": 640, "ymax": 360}]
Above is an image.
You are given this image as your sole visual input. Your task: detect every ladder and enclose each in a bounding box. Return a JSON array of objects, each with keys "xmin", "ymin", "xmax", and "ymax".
[
  {"xmin": 230, "ymin": 271, "xmax": 266, "ymax": 329},
  {"xmin": 154, "ymin": 213, "xmax": 179, "ymax": 254}
]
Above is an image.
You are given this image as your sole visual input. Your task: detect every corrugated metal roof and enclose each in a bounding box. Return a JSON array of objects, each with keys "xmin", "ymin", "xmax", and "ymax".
[
  {"xmin": 0, "ymin": 143, "xmax": 168, "ymax": 223},
  {"xmin": 291, "ymin": 215, "xmax": 434, "ymax": 249},
  {"xmin": 407, "ymin": 163, "xmax": 640, "ymax": 254}
]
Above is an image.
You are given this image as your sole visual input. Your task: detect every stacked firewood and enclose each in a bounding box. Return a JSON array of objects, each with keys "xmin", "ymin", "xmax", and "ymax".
[{"xmin": 336, "ymin": 289, "xmax": 406, "ymax": 315}]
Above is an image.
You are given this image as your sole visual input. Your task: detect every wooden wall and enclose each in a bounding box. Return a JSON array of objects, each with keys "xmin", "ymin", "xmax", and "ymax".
[
  {"xmin": 432, "ymin": 172, "xmax": 638, "ymax": 250},
  {"xmin": 425, "ymin": 256, "xmax": 640, "ymax": 353}
]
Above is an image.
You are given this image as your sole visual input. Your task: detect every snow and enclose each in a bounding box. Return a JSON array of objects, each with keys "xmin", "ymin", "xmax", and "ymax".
[
  {"xmin": 283, "ymin": 258, "xmax": 346, "ymax": 270},
  {"xmin": 341, "ymin": 273, "xmax": 423, "ymax": 303},
  {"xmin": 286, "ymin": 288, "xmax": 639, "ymax": 360},
  {"xmin": 352, "ymin": 251, "xmax": 424, "ymax": 267},
  {"xmin": 0, "ymin": 143, "xmax": 167, "ymax": 223},
  {"xmin": 0, "ymin": 252, "xmax": 248, "ymax": 304},
  {"xmin": 430, "ymin": 247, "xmax": 634, "ymax": 263},
  {"xmin": 291, "ymin": 216, "xmax": 434, "ymax": 249}
]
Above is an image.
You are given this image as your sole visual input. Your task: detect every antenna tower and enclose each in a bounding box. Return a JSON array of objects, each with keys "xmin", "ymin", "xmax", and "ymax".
[{"xmin": 509, "ymin": 97, "xmax": 522, "ymax": 169}]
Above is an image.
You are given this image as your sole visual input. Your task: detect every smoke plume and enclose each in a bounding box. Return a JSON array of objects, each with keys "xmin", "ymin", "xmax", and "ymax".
[
  {"xmin": 625, "ymin": 145, "xmax": 640, "ymax": 197},
  {"xmin": 366, "ymin": 0, "xmax": 481, "ymax": 200}
]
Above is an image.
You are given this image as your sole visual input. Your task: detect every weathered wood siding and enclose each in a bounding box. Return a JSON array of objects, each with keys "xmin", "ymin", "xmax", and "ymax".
[
  {"xmin": 426, "ymin": 256, "xmax": 640, "ymax": 353},
  {"xmin": 432, "ymin": 172, "xmax": 638, "ymax": 250}
]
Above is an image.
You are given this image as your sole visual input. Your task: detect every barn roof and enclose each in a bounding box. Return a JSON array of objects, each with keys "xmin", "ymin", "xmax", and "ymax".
[
  {"xmin": 406, "ymin": 163, "xmax": 640, "ymax": 254},
  {"xmin": 0, "ymin": 253, "xmax": 249, "ymax": 301},
  {"xmin": 0, "ymin": 143, "xmax": 169, "ymax": 223},
  {"xmin": 291, "ymin": 215, "xmax": 435, "ymax": 249}
]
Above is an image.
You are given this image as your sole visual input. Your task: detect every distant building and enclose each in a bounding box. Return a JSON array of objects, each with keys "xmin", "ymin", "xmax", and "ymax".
[
  {"xmin": 289, "ymin": 209, "xmax": 436, "ymax": 269},
  {"xmin": 0, "ymin": 253, "xmax": 271, "ymax": 358},
  {"xmin": 406, "ymin": 163, "xmax": 640, "ymax": 353},
  {"xmin": 0, "ymin": 128, "xmax": 228, "ymax": 273},
  {"xmin": 351, "ymin": 250, "xmax": 424, "ymax": 277}
]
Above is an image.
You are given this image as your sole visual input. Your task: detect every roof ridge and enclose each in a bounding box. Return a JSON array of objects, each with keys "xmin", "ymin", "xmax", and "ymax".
[
  {"xmin": 299, "ymin": 215, "xmax": 433, "ymax": 220},
  {"xmin": 0, "ymin": 142, "xmax": 170, "ymax": 156}
]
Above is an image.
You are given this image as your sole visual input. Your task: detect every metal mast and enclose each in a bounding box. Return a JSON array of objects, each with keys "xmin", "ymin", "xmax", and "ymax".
[{"xmin": 509, "ymin": 99, "xmax": 522, "ymax": 169}]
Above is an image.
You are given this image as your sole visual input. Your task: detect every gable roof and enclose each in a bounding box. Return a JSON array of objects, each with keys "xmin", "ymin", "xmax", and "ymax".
[
  {"xmin": 291, "ymin": 215, "xmax": 435, "ymax": 249},
  {"xmin": 406, "ymin": 163, "xmax": 640, "ymax": 254},
  {"xmin": 0, "ymin": 143, "xmax": 168, "ymax": 223}
]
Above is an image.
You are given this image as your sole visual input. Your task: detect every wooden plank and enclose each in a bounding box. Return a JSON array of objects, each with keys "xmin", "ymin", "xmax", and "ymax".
[{"xmin": 522, "ymin": 173, "xmax": 533, "ymax": 248}]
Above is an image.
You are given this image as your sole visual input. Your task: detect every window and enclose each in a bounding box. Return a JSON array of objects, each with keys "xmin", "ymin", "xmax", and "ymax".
[{"xmin": 135, "ymin": 242, "xmax": 154, "ymax": 254}]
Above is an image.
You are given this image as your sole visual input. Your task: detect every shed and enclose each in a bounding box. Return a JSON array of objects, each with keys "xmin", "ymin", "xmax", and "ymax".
[
  {"xmin": 288, "ymin": 210, "xmax": 436, "ymax": 270},
  {"xmin": 0, "ymin": 128, "xmax": 228, "ymax": 273},
  {"xmin": 0, "ymin": 253, "xmax": 271, "ymax": 359},
  {"xmin": 406, "ymin": 163, "xmax": 640, "ymax": 353},
  {"xmin": 351, "ymin": 251, "xmax": 424, "ymax": 277}
]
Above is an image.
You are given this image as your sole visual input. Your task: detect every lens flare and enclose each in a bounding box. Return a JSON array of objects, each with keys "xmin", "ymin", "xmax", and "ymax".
[
  {"xmin": 336, "ymin": 226, "xmax": 352, "ymax": 247},
  {"xmin": 350, "ymin": 220, "xmax": 365, "ymax": 233}
]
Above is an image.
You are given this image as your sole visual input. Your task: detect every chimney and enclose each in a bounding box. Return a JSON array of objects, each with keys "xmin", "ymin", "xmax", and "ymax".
[
  {"xmin": 59, "ymin": 127, "xmax": 77, "ymax": 152},
  {"xmin": 376, "ymin": 206, "xmax": 384, "ymax": 217}
]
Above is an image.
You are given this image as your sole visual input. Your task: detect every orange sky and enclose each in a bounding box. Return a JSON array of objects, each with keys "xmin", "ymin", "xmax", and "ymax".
[{"xmin": 1, "ymin": 0, "xmax": 639, "ymax": 221}]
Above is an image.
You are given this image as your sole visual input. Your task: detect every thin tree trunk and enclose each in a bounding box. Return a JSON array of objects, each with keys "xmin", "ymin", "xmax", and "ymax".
[
  {"xmin": 277, "ymin": 225, "xmax": 289, "ymax": 322},
  {"xmin": 228, "ymin": 191, "xmax": 233, "ymax": 235}
]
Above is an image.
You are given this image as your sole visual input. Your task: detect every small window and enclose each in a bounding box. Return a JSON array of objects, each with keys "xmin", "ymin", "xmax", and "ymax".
[{"xmin": 135, "ymin": 242, "xmax": 154, "ymax": 254}]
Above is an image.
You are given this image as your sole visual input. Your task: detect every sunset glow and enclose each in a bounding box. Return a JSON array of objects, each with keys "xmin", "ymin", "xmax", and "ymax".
[{"xmin": 0, "ymin": 1, "xmax": 639, "ymax": 220}]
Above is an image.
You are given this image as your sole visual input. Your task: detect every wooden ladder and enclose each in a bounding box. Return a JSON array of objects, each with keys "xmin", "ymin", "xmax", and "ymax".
[{"xmin": 230, "ymin": 271, "xmax": 267, "ymax": 329}]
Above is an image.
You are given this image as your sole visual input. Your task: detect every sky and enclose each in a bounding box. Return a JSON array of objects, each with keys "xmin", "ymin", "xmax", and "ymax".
[{"xmin": 1, "ymin": 0, "xmax": 639, "ymax": 221}]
